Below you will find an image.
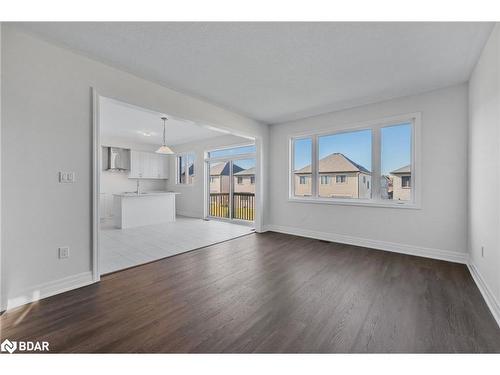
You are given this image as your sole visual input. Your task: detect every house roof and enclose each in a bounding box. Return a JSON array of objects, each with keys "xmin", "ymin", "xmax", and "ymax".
[
  {"xmin": 210, "ymin": 162, "xmax": 244, "ymax": 176},
  {"xmin": 390, "ymin": 165, "xmax": 411, "ymax": 174},
  {"xmin": 295, "ymin": 153, "xmax": 370, "ymax": 174},
  {"xmin": 234, "ymin": 167, "xmax": 255, "ymax": 176}
]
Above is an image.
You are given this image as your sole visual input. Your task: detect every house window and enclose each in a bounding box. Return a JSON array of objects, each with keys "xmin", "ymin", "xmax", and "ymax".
[
  {"xmin": 320, "ymin": 175, "xmax": 330, "ymax": 184},
  {"xmin": 250, "ymin": 176, "xmax": 255, "ymax": 184},
  {"xmin": 336, "ymin": 175, "xmax": 347, "ymax": 183},
  {"xmin": 237, "ymin": 176, "xmax": 243, "ymax": 184},
  {"xmin": 290, "ymin": 114, "xmax": 418, "ymax": 207},
  {"xmin": 292, "ymin": 138, "xmax": 312, "ymax": 196},
  {"xmin": 176, "ymin": 153, "xmax": 195, "ymax": 185},
  {"xmin": 210, "ymin": 176, "xmax": 216, "ymax": 183},
  {"xmin": 402, "ymin": 175, "xmax": 411, "ymax": 188}
]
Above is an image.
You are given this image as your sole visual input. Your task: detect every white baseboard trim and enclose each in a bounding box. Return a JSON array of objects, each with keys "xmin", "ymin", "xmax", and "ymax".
[
  {"xmin": 5, "ymin": 271, "xmax": 95, "ymax": 311},
  {"xmin": 264, "ymin": 224, "xmax": 468, "ymax": 264},
  {"xmin": 467, "ymin": 262, "xmax": 500, "ymax": 328}
]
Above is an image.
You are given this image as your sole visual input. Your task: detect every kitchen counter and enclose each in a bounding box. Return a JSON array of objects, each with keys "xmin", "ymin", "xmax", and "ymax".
[
  {"xmin": 113, "ymin": 191, "xmax": 180, "ymax": 198},
  {"xmin": 113, "ymin": 191, "xmax": 179, "ymax": 229}
]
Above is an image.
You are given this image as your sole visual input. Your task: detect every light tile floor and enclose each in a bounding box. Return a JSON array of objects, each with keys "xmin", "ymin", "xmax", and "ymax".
[{"xmin": 99, "ymin": 216, "xmax": 254, "ymax": 274}]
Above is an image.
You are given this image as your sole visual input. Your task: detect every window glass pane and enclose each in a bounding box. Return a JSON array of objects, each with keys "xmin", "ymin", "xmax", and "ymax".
[
  {"xmin": 208, "ymin": 144, "xmax": 256, "ymax": 158},
  {"xmin": 177, "ymin": 153, "xmax": 195, "ymax": 184},
  {"xmin": 209, "ymin": 162, "xmax": 229, "ymax": 218},
  {"xmin": 178, "ymin": 156, "xmax": 185, "ymax": 184},
  {"xmin": 186, "ymin": 153, "xmax": 195, "ymax": 184},
  {"xmin": 381, "ymin": 122, "xmax": 412, "ymax": 201},
  {"xmin": 293, "ymin": 138, "xmax": 312, "ymax": 196},
  {"xmin": 317, "ymin": 130, "xmax": 372, "ymax": 199},
  {"xmin": 233, "ymin": 158, "xmax": 255, "ymax": 221}
]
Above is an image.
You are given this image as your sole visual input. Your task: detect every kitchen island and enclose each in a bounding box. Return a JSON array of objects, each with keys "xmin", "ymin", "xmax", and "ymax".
[{"xmin": 113, "ymin": 191, "xmax": 180, "ymax": 229}]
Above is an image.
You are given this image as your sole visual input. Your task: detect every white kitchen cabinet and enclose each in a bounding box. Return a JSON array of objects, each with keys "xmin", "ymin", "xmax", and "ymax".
[{"xmin": 129, "ymin": 150, "xmax": 169, "ymax": 179}]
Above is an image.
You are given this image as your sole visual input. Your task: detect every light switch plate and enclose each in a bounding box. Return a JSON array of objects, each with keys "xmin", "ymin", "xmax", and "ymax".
[
  {"xmin": 58, "ymin": 247, "xmax": 70, "ymax": 259},
  {"xmin": 59, "ymin": 171, "xmax": 76, "ymax": 183}
]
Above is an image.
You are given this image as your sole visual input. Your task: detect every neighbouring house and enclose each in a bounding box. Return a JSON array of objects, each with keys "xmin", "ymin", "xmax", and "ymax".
[
  {"xmin": 234, "ymin": 167, "xmax": 256, "ymax": 194},
  {"xmin": 180, "ymin": 163, "xmax": 195, "ymax": 184},
  {"xmin": 390, "ymin": 165, "xmax": 411, "ymax": 201},
  {"xmin": 294, "ymin": 153, "xmax": 371, "ymax": 198},
  {"xmin": 209, "ymin": 162, "xmax": 244, "ymax": 193}
]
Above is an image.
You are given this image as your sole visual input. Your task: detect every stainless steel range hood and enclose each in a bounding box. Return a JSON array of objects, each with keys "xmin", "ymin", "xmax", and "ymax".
[{"xmin": 102, "ymin": 146, "xmax": 130, "ymax": 171}]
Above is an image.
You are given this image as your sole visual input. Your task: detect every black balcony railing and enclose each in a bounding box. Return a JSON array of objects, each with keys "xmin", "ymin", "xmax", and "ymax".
[{"xmin": 209, "ymin": 192, "xmax": 255, "ymax": 221}]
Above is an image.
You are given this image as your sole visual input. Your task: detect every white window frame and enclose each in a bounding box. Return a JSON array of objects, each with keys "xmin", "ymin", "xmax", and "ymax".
[
  {"xmin": 176, "ymin": 152, "xmax": 196, "ymax": 185},
  {"xmin": 204, "ymin": 142, "xmax": 257, "ymax": 224},
  {"xmin": 288, "ymin": 112, "xmax": 421, "ymax": 209}
]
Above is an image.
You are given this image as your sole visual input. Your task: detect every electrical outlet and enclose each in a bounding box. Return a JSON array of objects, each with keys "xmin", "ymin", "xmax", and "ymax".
[
  {"xmin": 481, "ymin": 246, "xmax": 485, "ymax": 258},
  {"xmin": 58, "ymin": 247, "xmax": 70, "ymax": 259},
  {"xmin": 59, "ymin": 171, "xmax": 76, "ymax": 183}
]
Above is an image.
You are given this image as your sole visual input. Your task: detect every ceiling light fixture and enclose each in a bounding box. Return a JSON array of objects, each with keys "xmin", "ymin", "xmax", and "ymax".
[{"xmin": 156, "ymin": 116, "xmax": 174, "ymax": 154}]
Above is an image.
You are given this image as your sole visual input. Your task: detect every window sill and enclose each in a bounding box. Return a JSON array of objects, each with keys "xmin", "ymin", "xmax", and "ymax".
[{"xmin": 287, "ymin": 197, "xmax": 421, "ymax": 209}]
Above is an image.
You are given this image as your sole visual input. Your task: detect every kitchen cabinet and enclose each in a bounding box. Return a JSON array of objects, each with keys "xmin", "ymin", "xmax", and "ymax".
[{"xmin": 129, "ymin": 150, "xmax": 169, "ymax": 179}]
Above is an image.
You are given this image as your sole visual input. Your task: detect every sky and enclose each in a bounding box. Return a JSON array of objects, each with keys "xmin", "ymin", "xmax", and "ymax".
[{"xmin": 294, "ymin": 122, "xmax": 411, "ymax": 175}]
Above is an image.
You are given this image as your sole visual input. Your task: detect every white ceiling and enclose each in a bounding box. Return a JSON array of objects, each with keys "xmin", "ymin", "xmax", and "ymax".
[
  {"xmin": 16, "ymin": 22, "xmax": 494, "ymax": 124},
  {"xmin": 100, "ymin": 96, "xmax": 226, "ymax": 146}
]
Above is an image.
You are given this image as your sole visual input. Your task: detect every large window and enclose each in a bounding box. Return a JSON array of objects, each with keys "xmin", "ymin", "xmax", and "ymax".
[
  {"xmin": 290, "ymin": 114, "xmax": 418, "ymax": 207},
  {"xmin": 176, "ymin": 152, "xmax": 195, "ymax": 185}
]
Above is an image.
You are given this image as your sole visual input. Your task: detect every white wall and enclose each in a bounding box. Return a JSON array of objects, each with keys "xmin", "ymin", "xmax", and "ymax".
[
  {"xmin": 268, "ymin": 84, "xmax": 469, "ymax": 262},
  {"xmin": 166, "ymin": 134, "xmax": 251, "ymax": 218},
  {"xmin": 468, "ymin": 24, "xmax": 500, "ymax": 323},
  {"xmin": 1, "ymin": 26, "xmax": 267, "ymax": 309}
]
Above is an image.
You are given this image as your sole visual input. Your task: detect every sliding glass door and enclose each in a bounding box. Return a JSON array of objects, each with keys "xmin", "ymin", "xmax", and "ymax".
[
  {"xmin": 206, "ymin": 145, "xmax": 256, "ymax": 222},
  {"xmin": 232, "ymin": 158, "xmax": 255, "ymax": 221}
]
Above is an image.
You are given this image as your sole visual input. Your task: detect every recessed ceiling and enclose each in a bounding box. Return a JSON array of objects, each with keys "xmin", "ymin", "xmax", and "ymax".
[
  {"xmin": 15, "ymin": 22, "xmax": 494, "ymax": 124},
  {"xmin": 100, "ymin": 96, "xmax": 226, "ymax": 146}
]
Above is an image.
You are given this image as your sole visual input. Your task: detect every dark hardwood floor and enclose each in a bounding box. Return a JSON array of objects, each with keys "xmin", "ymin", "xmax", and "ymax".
[{"xmin": 1, "ymin": 232, "xmax": 499, "ymax": 353}]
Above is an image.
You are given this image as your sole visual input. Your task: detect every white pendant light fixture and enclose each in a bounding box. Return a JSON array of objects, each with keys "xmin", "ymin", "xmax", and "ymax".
[{"xmin": 156, "ymin": 116, "xmax": 174, "ymax": 154}]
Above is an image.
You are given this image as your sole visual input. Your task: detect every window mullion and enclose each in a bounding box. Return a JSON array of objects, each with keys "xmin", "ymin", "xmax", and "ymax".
[
  {"xmin": 372, "ymin": 127, "xmax": 381, "ymax": 201},
  {"xmin": 312, "ymin": 135, "xmax": 318, "ymax": 198}
]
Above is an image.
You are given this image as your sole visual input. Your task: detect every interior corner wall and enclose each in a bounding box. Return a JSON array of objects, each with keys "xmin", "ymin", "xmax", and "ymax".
[
  {"xmin": 1, "ymin": 26, "xmax": 267, "ymax": 310},
  {"xmin": 166, "ymin": 134, "xmax": 251, "ymax": 219},
  {"xmin": 268, "ymin": 84, "xmax": 469, "ymax": 262},
  {"xmin": 468, "ymin": 24, "xmax": 500, "ymax": 321}
]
